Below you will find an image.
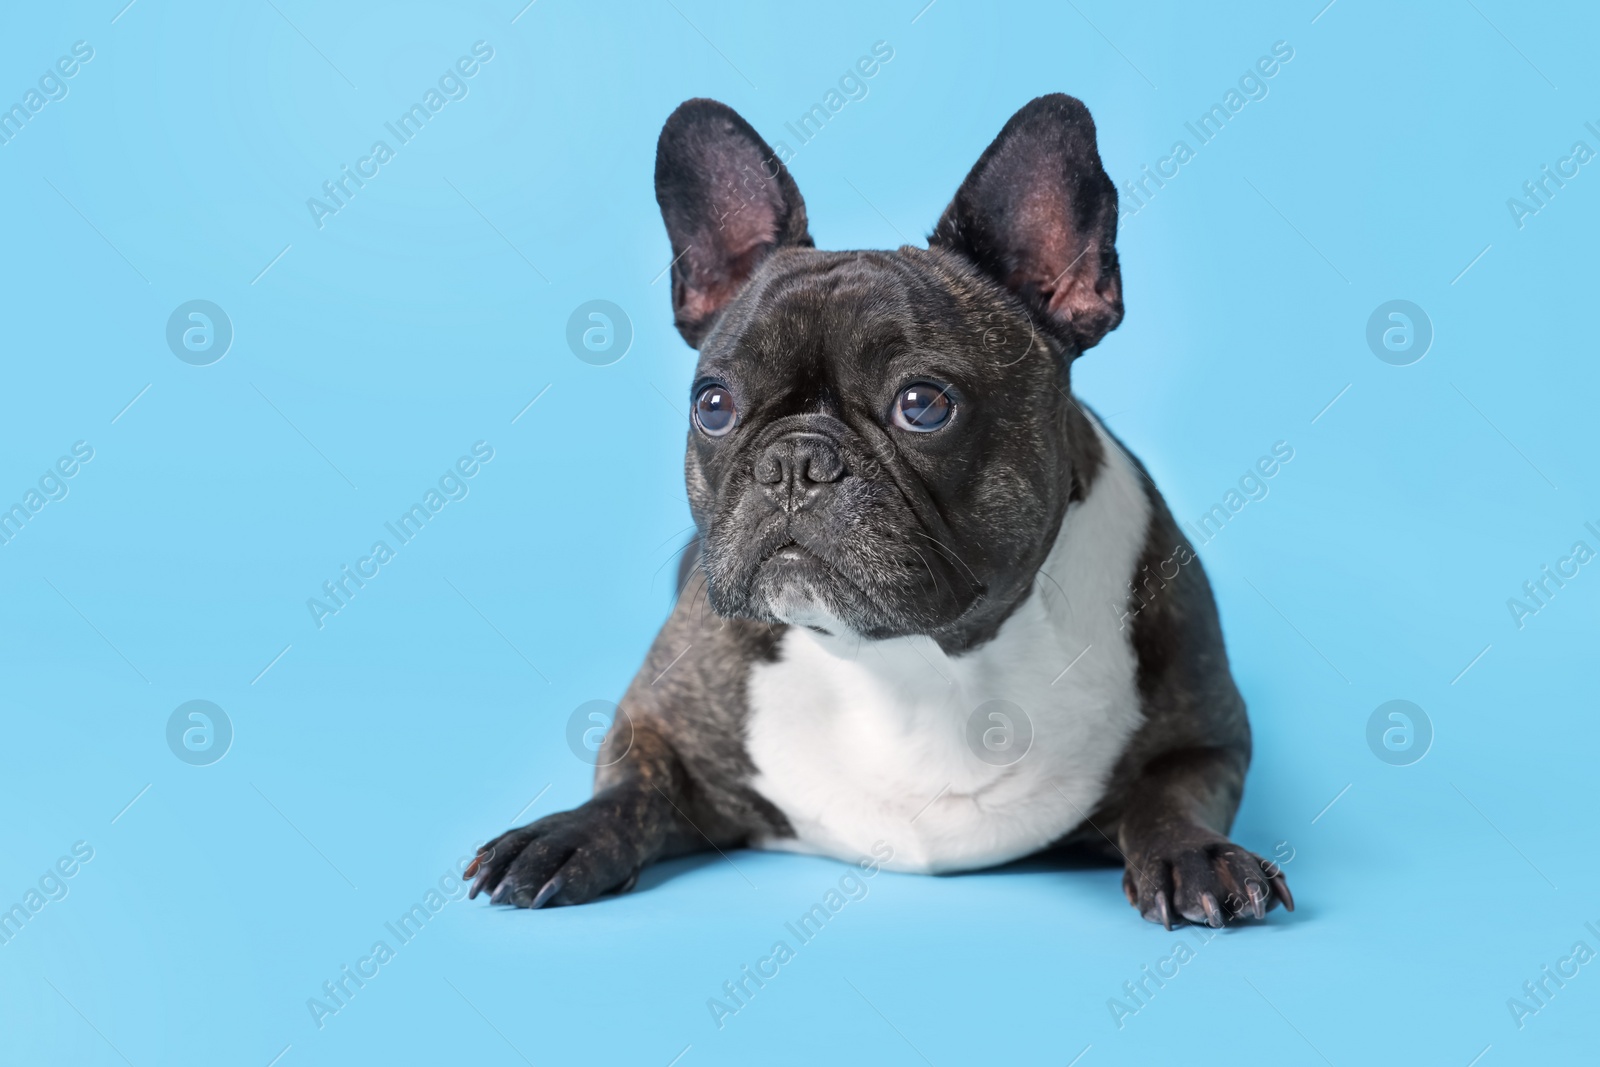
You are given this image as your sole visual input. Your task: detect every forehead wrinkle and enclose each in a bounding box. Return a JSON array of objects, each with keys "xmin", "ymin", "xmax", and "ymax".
[
  {"xmin": 807, "ymin": 256, "xmax": 915, "ymax": 372},
  {"xmin": 742, "ymin": 254, "xmax": 912, "ymax": 379},
  {"xmin": 711, "ymin": 252, "xmax": 828, "ymax": 353}
]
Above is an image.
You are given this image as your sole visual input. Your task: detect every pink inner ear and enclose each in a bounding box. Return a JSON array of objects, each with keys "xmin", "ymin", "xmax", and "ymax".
[
  {"xmin": 679, "ymin": 283, "xmax": 725, "ymax": 325},
  {"xmin": 1014, "ymin": 184, "xmax": 1073, "ymax": 272},
  {"xmin": 715, "ymin": 182, "xmax": 781, "ymax": 258},
  {"xmin": 1008, "ymin": 183, "xmax": 1089, "ymax": 314},
  {"xmin": 681, "ymin": 178, "xmax": 783, "ymax": 323},
  {"xmin": 1040, "ymin": 238, "xmax": 1097, "ymax": 313}
]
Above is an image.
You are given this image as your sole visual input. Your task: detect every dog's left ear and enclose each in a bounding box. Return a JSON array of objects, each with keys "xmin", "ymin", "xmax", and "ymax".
[
  {"xmin": 930, "ymin": 94, "xmax": 1123, "ymax": 354},
  {"xmin": 655, "ymin": 99, "xmax": 813, "ymax": 348}
]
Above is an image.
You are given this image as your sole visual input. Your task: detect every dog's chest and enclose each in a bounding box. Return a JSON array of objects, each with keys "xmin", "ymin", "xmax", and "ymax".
[{"xmin": 743, "ymin": 419, "xmax": 1151, "ymax": 873}]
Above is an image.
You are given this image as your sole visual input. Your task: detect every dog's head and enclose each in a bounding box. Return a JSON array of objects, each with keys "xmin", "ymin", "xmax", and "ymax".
[{"xmin": 656, "ymin": 95, "xmax": 1122, "ymax": 651}]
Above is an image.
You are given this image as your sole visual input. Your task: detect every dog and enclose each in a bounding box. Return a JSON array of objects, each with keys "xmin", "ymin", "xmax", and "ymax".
[{"xmin": 465, "ymin": 94, "xmax": 1293, "ymax": 928}]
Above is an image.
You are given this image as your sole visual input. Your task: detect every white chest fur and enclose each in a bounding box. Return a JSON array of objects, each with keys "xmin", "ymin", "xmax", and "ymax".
[{"xmin": 744, "ymin": 415, "xmax": 1151, "ymax": 873}]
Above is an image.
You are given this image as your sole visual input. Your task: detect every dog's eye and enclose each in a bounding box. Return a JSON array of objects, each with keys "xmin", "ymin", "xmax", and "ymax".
[
  {"xmin": 892, "ymin": 383, "xmax": 953, "ymax": 432},
  {"xmin": 693, "ymin": 384, "xmax": 738, "ymax": 437}
]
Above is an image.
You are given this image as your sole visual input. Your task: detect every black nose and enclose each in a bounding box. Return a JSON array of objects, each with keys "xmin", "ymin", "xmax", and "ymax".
[{"xmin": 755, "ymin": 433, "xmax": 845, "ymax": 509}]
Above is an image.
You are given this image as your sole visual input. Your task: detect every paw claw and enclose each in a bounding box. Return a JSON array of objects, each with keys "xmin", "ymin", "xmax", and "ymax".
[
  {"xmin": 1270, "ymin": 870, "xmax": 1295, "ymax": 912},
  {"xmin": 1201, "ymin": 892, "xmax": 1223, "ymax": 928},
  {"xmin": 1247, "ymin": 881, "xmax": 1267, "ymax": 920},
  {"xmin": 1156, "ymin": 891, "xmax": 1173, "ymax": 931},
  {"xmin": 531, "ymin": 873, "xmax": 565, "ymax": 909}
]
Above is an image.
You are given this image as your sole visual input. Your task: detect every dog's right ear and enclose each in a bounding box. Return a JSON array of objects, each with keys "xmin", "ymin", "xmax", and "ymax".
[
  {"xmin": 929, "ymin": 94, "xmax": 1123, "ymax": 355},
  {"xmin": 655, "ymin": 99, "xmax": 812, "ymax": 348}
]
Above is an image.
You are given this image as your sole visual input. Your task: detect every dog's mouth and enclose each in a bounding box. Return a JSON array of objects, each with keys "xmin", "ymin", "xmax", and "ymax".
[
  {"xmin": 745, "ymin": 531, "xmax": 864, "ymax": 618},
  {"xmin": 757, "ymin": 537, "xmax": 812, "ymax": 566},
  {"xmin": 749, "ymin": 538, "xmax": 854, "ymax": 633},
  {"xmin": 755, "ymin": 537, "xmax": 837, "ymax": 584},
  {"xmin": 707, "ymin": 498, "xmax": 987, "ymax": 641}
]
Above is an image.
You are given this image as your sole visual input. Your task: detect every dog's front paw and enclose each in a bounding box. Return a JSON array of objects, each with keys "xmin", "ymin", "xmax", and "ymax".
[
  {"xmin": 1123, "ymin": 830, "xmax": 1293, "ymax": 929},
  {"xmin": 464, "ymin": 802, "xmax": 642, "ymax": 909}
]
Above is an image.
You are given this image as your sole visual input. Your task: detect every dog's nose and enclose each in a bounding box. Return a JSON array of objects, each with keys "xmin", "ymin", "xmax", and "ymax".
[{"xmin": 755, "ymin": 433, "xmax": 845, "ymax": 508}]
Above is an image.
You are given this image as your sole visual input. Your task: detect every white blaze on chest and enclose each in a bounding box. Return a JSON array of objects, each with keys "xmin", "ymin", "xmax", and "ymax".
[{"xmin": 745, "ymin": 415, "xmax": 1151, "ymax": 874}]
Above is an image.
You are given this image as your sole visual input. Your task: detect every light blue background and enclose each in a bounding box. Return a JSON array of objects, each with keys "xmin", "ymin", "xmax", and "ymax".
[{"xmin": 2, "ymin": 1, "xmax": 1596, "ymax": 1064}]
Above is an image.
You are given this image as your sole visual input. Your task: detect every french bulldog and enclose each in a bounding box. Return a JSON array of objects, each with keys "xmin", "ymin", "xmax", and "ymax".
[{"xmin": 465, "ymin": 94, "xmax": 1293, "ymax": 928}]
